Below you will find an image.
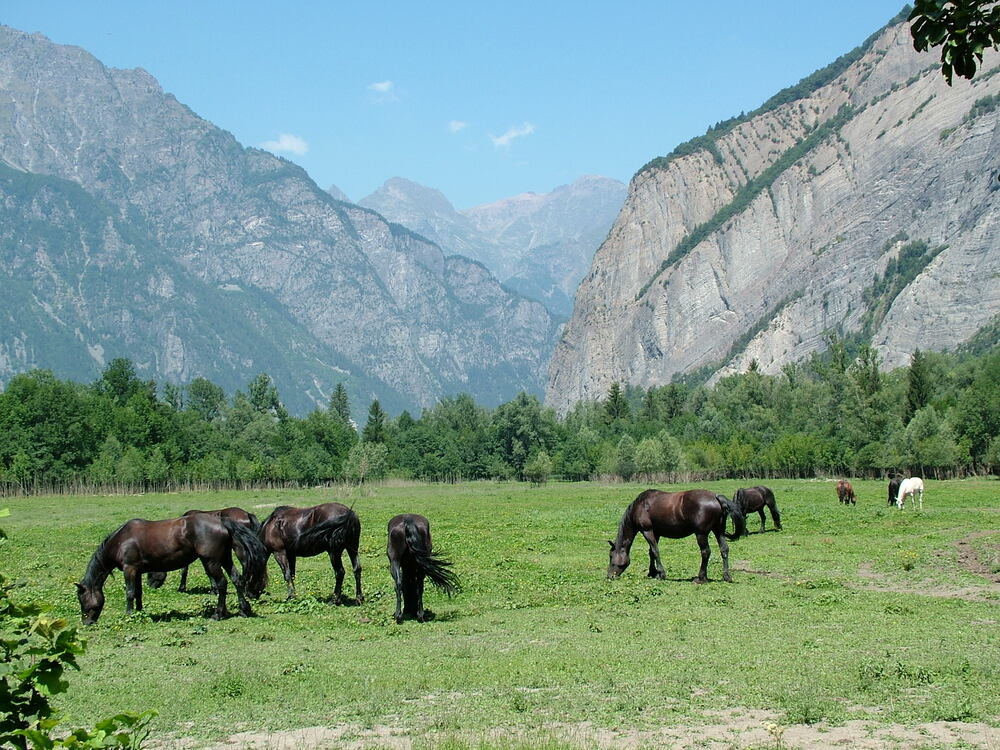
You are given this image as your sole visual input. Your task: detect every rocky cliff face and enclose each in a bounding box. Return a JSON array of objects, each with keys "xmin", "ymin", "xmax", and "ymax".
[
  {"xmin": 0, "ymin": 26, "xmax": 558, "ymax": 412},
  {"xmin": 546, "ymin": 20, "xmax": 1000, "ymax": 413},
  {"xmin": 359, "ymin": 175, "xmax": 626, "ymax": 318}
]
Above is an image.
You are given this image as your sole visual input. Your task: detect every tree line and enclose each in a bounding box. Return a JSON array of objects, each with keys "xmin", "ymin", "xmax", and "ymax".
[{"xmin": 1, "ymin": 337, "xmax": 998, "ymax": 494}]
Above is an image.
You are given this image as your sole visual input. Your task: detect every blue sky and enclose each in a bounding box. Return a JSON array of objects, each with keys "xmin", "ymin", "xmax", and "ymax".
[{"xmin": 5, "ymin": 1, "xmax": 908, "ymax": 208}]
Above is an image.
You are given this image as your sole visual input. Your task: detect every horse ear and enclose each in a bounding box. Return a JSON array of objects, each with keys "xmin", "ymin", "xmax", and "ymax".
[
  {"xmin": 608, "ymin": 540, "xmax": 614, "ymax": 548},
  {"xmin": 74, "ymin": 582, "xmax": 84, "ymax": 592}
]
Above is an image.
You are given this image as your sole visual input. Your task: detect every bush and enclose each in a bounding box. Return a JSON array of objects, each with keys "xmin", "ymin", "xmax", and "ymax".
[
  {"xmin": 523, "ymin": 451, "xmax": 553, "ymax": 485},
  {"xmin": 0, "ymin": 510, "xmax": 153, "ymax": 749}
]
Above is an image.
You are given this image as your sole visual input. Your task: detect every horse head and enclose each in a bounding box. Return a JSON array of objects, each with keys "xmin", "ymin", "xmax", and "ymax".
[
  {"xmin": 75, "ymin": 582, "xmax": 105, "ymax": 625},
  {"xmin": 607, "ymin": 539, "xmax": 630, "ymax": 579}
]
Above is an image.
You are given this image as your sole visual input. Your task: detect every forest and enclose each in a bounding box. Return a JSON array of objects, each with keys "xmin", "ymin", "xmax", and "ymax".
[{"xmin": 1, "ymin": 335, "xmax": 998, "ymax": 494}]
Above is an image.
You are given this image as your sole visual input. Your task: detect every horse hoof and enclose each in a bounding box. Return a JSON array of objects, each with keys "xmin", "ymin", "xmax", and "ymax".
[
  {"xmin": 694, "ymin": 577, "xmax": 708, "ymax": 585},
  {"xmin": 394, "ymin": 614, "xmax": 403, "ymax": 624},
  {"xmin": 356, "ymin": 595, "xmax": 365, "ymax": 604},
  {"xmin": 723, "ymin": 575, "xmax": 734, "ymax": 583}
]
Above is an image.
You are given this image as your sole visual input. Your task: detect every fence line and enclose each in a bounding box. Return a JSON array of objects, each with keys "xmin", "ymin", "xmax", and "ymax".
[{"xmin": 1, "ymin": 465, "xmax": 987, "ymax": 499}]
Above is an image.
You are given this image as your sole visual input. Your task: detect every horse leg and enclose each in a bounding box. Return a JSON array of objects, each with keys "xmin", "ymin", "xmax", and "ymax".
[
  {"xmin": 695, "ymin": 533, "xmax": 711, "ymax": 583},
  {"xmin": 714, "ymin": 529, "xmax": 732, "ymax": 583},
  {"xmin": 347, "ymin": 544, "xmax": 363, "ymax": 603},
  {"xmin": 221, "ymin": 552, "xmax": 252, "ymax": 617},
  {"xmin": 390, "ymin": 559, "xmax": 404, "ymax": 623},
  {"xmin": 640, "ymin": 530, "xmax": 665, "ymax": 579},
  {"xmin": 329, "ymin": 549, "xmax": 346, "ymax": 604},
  {"xmin": 758, "ymin": 509, "xmax": 766, "ymax": 533},
  {"xmin": 124, "ymin": 566, "xmax": 142, "ymax": 613},
  {"xmin": 415, "ymin": 574, "xmax": 426, "ymax": 622},
  {"xmin": 274, "ymin": 551, "xmax": 296, "ymax": 598},
  {"xmin": 918, "ymin": 488, "xmax": 923, "ymax": 510},
  {"xmin": 203, "ymin": 559, "xmax": 229, "ymax": 620},
  {"xmin": 178, "ymin": 565, "xmax": 189, "ymax": 592}
]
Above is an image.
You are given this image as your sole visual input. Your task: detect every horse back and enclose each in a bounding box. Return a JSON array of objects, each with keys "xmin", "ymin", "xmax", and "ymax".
[
  {"xmin": 737, "ymin": 487, "xmax": 766, "ymax": 513},
  {"xmin": 111, "ymin": 517, "xmax": 210, "ymax": 571},
  {"xmin": 387, "ymin": 513, "xmax": 430, "ymax": 562},
  {"xmin": 640, "ymin": 489, "xmax": 723, "ymax": 538}
]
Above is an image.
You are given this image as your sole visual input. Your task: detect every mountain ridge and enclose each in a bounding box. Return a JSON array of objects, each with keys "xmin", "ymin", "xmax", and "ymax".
[
  {"xmin": 546, "ymin": 20, "xmax": 1000, "ymax": 413},
  {"xmin": 0, "ymin": 24, "xmax": 559, "ymax": 414}
]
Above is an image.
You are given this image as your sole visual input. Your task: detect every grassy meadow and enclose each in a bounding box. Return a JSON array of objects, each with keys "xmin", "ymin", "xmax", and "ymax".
[{"xmin": 2, "ymin": 479, "xmax": 999, "ymax": 748}]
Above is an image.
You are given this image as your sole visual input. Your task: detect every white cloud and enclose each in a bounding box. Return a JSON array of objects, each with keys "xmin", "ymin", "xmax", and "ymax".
[
  {"xmin": 448, "ymin": 120, "xmax": 468, "ymax": 133},
  {"xmin": 367, "ymin": 80, "xmax": 398, "ymax": 102},
  {"xmin": 490, "ymin": 122, "xmax": 535, "ymax": 148},
  {"xmin": 260, "ymin": 133, "xmax": 309, "ymax": 156}
]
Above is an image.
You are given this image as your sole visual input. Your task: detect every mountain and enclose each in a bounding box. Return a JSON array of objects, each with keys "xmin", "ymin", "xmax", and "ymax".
[
  {"xmin": 546, "ymin": 17, "xmax": 1000, "ymax": 413},
  {"xmin": 359, "ymin": 175, "xmax": 626, "ymax": 318},
  {"xmin": 0, "ymin": 26, "xmax": 559, "ymax": 414}
]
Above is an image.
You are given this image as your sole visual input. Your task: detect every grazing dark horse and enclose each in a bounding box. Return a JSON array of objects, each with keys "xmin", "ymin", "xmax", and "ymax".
[
  {"xmin": 147, "ymin": 507, "xmax": 261, "ymax": 592},
  {"xmin": 607, "ymin": 489, "xmax": 746, "ymax": 584},
  {"xmin": 888, "ymin": 477, "xmax": 902, "ymax": 507},
  {"xmin": 76, "ymin": 514, "xmax": 268, "ymax": 624},
  {"xmin": 733, "ymin": 485, "xmax": 782, "ymax": 534},
  {"xmin": 836, "ymin": 479, "xmax": 856, "ymax": 505},
  {"xmin": 387, "ymin": 514, "xmax": 460, "ymax": 623},
  {"xmin": 261, "ymin": 503, "xmax": 363, "ymax": 603}
]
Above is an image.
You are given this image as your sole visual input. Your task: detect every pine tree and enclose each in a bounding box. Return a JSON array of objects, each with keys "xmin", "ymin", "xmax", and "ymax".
[
  {"xmin": 362, "ymin": 399, "xmax": 388, "ymax": 443},
  {"xmin": 906, "ymin": 348, "xmax": 933, "ymax": 422},
  {"xmin": 605, "ymin": 382, "xmax": 630, "ymax": 422},
  {"xmin": 329, "ymin": 383, "xmax": 352, "ymax": 426}
]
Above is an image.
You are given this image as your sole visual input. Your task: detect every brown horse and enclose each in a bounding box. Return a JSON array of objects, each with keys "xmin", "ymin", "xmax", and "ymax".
[
  {"xmin": 147, "ymin": 507, "xmax": 261, "ymax": 592},
  {"xmin": 76, "ymin": 513, "xmax": 268, "ymax": 624},
  {"xmin": 607, "ymin": 489, "xmax": 745, "ymax": 583},
  {"xmin": 261, "ymin": 503, "xmax": 362, "ymax": 603},
  {"xmin": 387, "ymin": 514, "xmax": 460, "ymax": 623},
  {"xmin": 836, "ymin": 479, "xmax": 856, "ymax": 505},
  {"xmin": 734, "ymin": 485, "xmax": 782, "ymax": 534}
]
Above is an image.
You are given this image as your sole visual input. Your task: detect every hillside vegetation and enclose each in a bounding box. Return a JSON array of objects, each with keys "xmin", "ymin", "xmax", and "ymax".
[{"xmin": 2, "ymin": 340, "xmax": 998, "ymax": 494}]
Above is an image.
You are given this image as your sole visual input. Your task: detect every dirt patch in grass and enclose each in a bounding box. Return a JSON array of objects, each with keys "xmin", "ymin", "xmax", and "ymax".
[
  {"xmin": 955, "ymin": 531, "xmax": 1000, "ymax": 583},
  {"xmin": 853, "ymin": 560, "xmax": 1000, "ymax": 602},
  {"xmin": 851, "ymin": 531, "xmax": 1000, "ymax": 602},
  {"xmin": 156, "ymin": 710, "xmax": 1000, "ymax": 749}
]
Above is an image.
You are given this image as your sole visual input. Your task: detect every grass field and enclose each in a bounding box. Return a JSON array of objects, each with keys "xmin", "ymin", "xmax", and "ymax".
[{"xmin": 2, "ymin": 479, "xmax": 999, "ymax": 749}]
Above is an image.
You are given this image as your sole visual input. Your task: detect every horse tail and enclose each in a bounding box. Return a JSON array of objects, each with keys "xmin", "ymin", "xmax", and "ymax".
[
  {"xmin": 717, "ymin": 494, "xmax": 746, "ymax": 540},
  {"xmin": 403, "ymin": 517, "xmax": 460, "ymax": 596},
  {"xmin": 733, "ymin": 488, "xmax": 745, "ymax": 513},
  {"xmin": 298, "ymin": 511, "xmax": 357, "ymax": 551},
  {"xmin": 222, "ymin": 517, "xmax": 268, "ymax": 598}
]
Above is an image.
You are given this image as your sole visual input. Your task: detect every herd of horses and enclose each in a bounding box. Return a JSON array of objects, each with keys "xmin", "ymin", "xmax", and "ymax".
[
  {"xmin": 837, "ymin": 476, "xmax": 925, "ymax": 509},
  {"xmin": 76, "ymin": 477, "xmax": 923, "ymax": 625},
  {"xmin": 76, "ymin": 503, "xmax": 458, "ymax": 625}
]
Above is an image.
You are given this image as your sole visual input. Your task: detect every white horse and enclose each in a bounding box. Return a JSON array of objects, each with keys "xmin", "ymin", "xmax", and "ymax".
[{"xmin": 896, "ymin": 477, "xmax": 924, "ymax": 510}]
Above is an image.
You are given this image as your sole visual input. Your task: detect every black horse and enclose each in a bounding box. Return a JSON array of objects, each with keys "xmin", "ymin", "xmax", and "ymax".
[
  {"xmin": 147, "ymin": 507, "xmax": 261, "ymax": 592},
  {"xmin": 261, "ymin": 503, "xmax": 362, "ymax": 603},
  {"xmin": 734, "ymin": 485, "xmax": 782, "ymax": 534},
  {"xmin": 608, "ymin": 489, "xmax": 745, "ymax": 583},
  {"xmin": 888, "ymin": 476, "xmax": 902, "ymax": 506},
  {"xmin": 387, "ymin": 514, "xmax": 460, "ymax": 623},
  {"xmin": 76, "ymin": 513, "xmax": 268, "ymax": 624}
]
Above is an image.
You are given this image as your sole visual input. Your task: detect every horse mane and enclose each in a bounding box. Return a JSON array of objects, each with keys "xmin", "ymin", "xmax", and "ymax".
[
  {"xmin": 614, "ymin": 493, "xmax": 645, "ymax": 545},
  {"xmin": 81, "ymin": 532, "xmax": 116, "ymax": 586},
  {"xmin": 263, "ymin": 505, "xmax": 293, "ymax": 526}
]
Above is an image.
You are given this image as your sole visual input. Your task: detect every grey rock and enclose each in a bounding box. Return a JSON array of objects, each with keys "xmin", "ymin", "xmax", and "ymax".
[
  {"xmin": 0, "ymin": 25, "xmax": 559, "ymax": 412},
  {"xmin": 547, "ymin": 22, "xmax": 1000, "ymax": 413}
]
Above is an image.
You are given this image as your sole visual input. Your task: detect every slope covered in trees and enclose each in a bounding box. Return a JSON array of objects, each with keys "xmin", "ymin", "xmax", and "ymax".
[{"xmin": 2, "ymin": 341, "xmax": 998, "ymax": 493}]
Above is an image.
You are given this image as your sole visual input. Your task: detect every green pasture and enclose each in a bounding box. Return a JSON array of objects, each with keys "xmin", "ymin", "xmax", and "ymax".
[{"xmin": 2, "ymin": 479, "xmax": 998, "ymax": 747}]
